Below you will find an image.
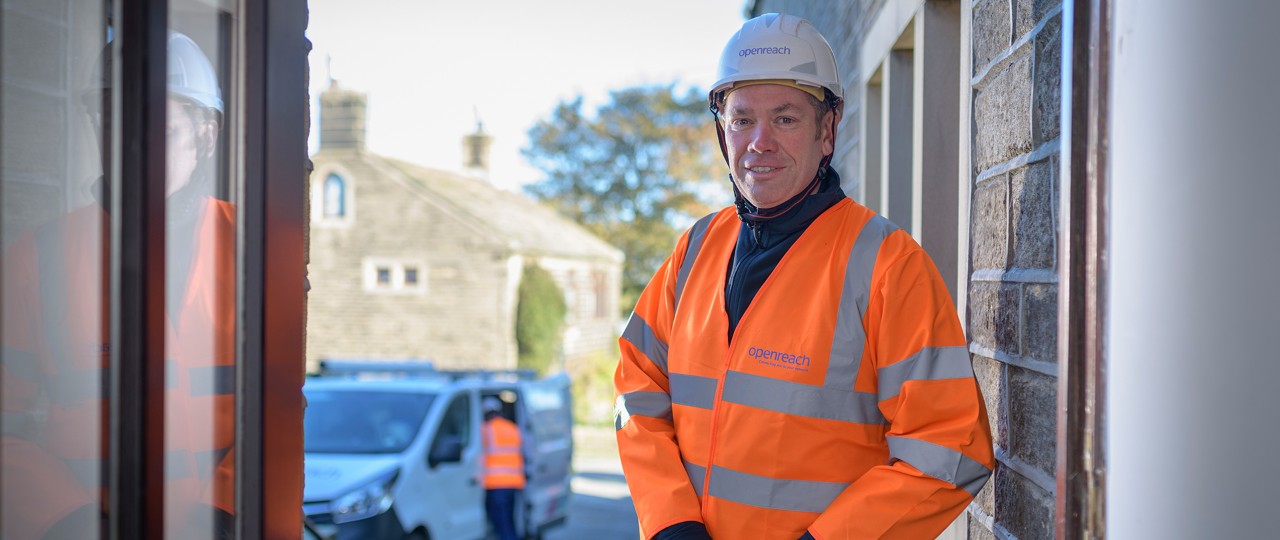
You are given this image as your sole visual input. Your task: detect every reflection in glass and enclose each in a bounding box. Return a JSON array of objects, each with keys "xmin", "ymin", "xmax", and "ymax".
[
  {"xmin": 1, "ymin": 1, "xmax": 113, "ymax": 538},
  {"xmin": 163, "ymin": 18, "xmax": 237, "ymax": 537}
]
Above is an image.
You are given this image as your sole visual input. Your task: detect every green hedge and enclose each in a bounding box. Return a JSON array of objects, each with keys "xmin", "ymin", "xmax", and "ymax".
[{"xmin": 515, "ymin": 264, "xmax": 566, "ymax": 375}]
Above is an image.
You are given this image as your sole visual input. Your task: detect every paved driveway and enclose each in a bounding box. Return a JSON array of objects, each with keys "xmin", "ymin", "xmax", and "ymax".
[{"xmin": 544, "ymin": 425, "xmax": 638, "ymax": 539}]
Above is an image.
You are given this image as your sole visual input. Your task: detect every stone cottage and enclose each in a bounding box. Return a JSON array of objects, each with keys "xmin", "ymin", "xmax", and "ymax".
[{"xmin": 306, "ymin": 81, "xmax": 624, "ymax": 372}]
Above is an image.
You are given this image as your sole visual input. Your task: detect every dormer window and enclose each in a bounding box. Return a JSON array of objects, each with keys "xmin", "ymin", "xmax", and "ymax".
[{"xmin": 323, "ymin": 173, "xmax": 346, "ymax": 217}]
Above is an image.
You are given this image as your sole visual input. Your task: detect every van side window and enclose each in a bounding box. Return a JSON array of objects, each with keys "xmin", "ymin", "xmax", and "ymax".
[
  {"xmin": 440, "ymin": 395, "xmax": 472, "ymax": 446},
  {"xmin": 428, "ymin": 394, "xmax": 472, "ymax": 467}
]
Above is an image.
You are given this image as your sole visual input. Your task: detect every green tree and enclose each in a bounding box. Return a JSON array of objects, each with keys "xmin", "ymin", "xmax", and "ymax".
[
  {"xmin": 523, "ymin": 84, "xmax": 724, "ymax": 314},
  {"xmin": 516, "ymin": 264, "xmax": 567, "ymax": 375}
]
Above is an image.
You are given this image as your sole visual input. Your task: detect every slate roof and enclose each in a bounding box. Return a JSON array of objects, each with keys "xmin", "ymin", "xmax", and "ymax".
[{"xmin": 313, "ymin": 148, "xmax": 623, "ymax": 263}]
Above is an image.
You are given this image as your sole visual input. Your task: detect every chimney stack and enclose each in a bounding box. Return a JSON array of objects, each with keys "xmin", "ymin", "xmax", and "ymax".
[
  {"xmin": 319, "ymin": 79, "xmax": 367, "ymax": 152},
  {"xmin": 463, "ymin": 110, "xmax": 493, "ymax": 181}
]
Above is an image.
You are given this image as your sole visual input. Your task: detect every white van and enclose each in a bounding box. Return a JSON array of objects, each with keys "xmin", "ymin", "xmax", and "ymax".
[{"xmin": 301, "ymin": 362, "xmax": 573, "ymax": 540}]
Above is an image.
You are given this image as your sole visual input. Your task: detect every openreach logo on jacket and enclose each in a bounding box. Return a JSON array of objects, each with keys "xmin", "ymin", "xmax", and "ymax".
[
  {"xmin": 748, "ymin": 345, "xmax": 811, "ymax": 372},
  {"xmin": 738, "ymin": 46, "xmax": 792, "ymax": 57}
]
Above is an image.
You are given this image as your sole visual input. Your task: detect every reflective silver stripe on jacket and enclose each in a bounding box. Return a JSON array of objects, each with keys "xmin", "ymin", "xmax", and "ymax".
[
  {"xmin": 621, "ymin": 313, "xmax": 669, "ymax": 376},
  {"xmin": 671, "ymin": 370, "xmax": 885, "ymax": 425},
  {"xmin": 674, "ymin": 213, "xmax": 717, "ymax": 312},
  {"xmin": 1, "ymin": 346, "xmax": 41, "ymax": 380},
  {"xmin": 722, "ymin": 371, "xmax": 884, "ymax": 424},
  {"xmin": 669, "ymin": 373, "xmax": 718, "ymax": 411},
  {"xmin": 614, "ymin": 391, "xmax": 673, "ymax": 430},
  {"xmin": 486, "ymin": 443, "xmax": 522, "ymax": 453},
  {"xmin": 707, "ymin": 464, "xmax": 849, "ymax": 513},
  {"xmin": 48, "ymin": 368, "xmax": 108, "ymax": 405},
  {"xmin": 684, "ymin": 460, "xmax": 707, "ymax": 498},
  {"xmin": 826, "ymin": 214, "xmax": 897, "ymax": 391},
  {"xmin": 887, "ymin": 435, "xmax": 991, "ymax": 496},
  {"xmin": 877, "ymin": 346, "xmax": 974, "ymax": 402},
  {"xmin": 189, "ymin": 364, "xmax": 237, "ymax": 396}
]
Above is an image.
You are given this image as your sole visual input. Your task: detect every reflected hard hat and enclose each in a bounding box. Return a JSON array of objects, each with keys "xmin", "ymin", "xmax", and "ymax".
[
  {"xmin": 167, "ymin": 31, "xmax": 223, "ymax": 113},
  {"xmin": 85, "ymin": 31, "xmax": 223, "ymax": 114},
  {"xmin": 483, "ymin": 397, "xmax": 503, "ymax": 414},
  {"xmin": 709, "ymin": 13, "xmax": 843, "ymax": 112}
]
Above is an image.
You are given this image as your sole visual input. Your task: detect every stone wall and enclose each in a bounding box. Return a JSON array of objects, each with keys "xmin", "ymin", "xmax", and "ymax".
[
  {"xmin": 307, "ymin": 154, "xmax": 517, "ymax": 370},
  {"xmin": 967, "ymin": 0, "xmax": 1061, "ymax": 537}
]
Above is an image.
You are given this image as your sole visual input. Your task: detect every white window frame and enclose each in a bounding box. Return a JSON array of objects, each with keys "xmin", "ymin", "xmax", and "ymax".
[{"xmin": 362, "ymin": 257, "xmax": 427, "ymax": 294}]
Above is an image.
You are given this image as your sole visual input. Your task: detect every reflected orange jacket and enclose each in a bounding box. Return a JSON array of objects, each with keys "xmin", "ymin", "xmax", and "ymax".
[
  {"xmin": 614, "ymin": 200, "xmax": 994, "ymax": 540},
  {"xmin": 1, "ymin": 198, "xmax": 237, "ymax": 538},
  {"xmin": 482, "ymin": 416, "xmax": 526, "ymax": 490}
]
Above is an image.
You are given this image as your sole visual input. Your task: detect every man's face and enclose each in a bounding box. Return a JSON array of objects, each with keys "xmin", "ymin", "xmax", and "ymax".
[
  {"xmin": 720, "ymin": 84, "xmax": 833, "ymax": 209},
  {"xmin": 166, "ymin": 98, "xmax": 217, "ymax": 197}
]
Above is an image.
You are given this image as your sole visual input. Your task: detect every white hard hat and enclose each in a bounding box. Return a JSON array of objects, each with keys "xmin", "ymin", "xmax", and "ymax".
[
  {"xmin": 709, "ymin": 13, "xmax": 843, "ymax": 113},
  {"xmin": 167, "ymin": 31, "xmax": 223, "ymax": 113},
  {"xmin": 483, "ymin": 397, "xmax": 503, "ymax": 414}
]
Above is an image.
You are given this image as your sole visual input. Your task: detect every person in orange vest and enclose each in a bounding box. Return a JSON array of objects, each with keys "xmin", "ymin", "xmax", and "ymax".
[
  {"xmin": 1, "ymin": 31, "xmax": 236, "ymax": 539},
  {"xmin": 482, "ymin": 396, "xmax": 526, "ymax": 540},
  {"xmin": 614, "ymin": 13, "xmax": 996, "ymax": 540}
]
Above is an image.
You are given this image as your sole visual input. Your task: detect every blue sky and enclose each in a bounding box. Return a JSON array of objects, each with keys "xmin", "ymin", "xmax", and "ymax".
[{"xmin": 306, "ymin": 0, "xmax": 749, "ymax": 191}]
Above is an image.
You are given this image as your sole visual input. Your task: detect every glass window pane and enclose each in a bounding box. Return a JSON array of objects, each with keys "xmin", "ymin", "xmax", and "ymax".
[
  {"xmin": 167, "ymin": 2, "xmax": 238, "ymax": 536},
  {"xmin": 2, "ymin": 1, "xmax": 112, "ymax": 538}
]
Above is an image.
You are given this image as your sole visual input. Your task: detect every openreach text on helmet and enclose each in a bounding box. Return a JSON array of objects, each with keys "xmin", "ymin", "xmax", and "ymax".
[{"xmin": 738, "ymin": 46, "xmax": 792, "ymax": 57}]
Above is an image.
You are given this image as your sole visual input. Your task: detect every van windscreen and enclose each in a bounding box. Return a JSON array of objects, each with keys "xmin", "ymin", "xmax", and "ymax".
[{"xmin": 304, "ymin": 390, "xmax": 436, "ymax": 453}]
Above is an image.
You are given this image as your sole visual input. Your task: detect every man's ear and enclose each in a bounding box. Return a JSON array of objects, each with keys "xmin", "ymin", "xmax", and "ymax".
[
  {"xmin": 197, "ymin": 116, "xmax": 221, "ymax": 159},
  {"xmin": 821, "ymin": 109, "xmax": 840, "ymax": 155}
]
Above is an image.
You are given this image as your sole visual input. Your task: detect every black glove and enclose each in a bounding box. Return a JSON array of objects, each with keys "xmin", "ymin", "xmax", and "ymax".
[
  {"xmin": 798, "ymin": 532, "xmax": 816, "ymax": 540},
  {"xmin": 654, "ymin": 521, "xmax": 712, "ymax": 540}
]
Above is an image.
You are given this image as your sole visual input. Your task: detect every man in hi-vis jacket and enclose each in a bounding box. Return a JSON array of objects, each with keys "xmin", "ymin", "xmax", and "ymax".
[
  {"xmin": 1, "ymin": 32, "xmax": 236, "ymax": 539},
  {"xmin": 614, "ymin": 13, "xmax": 995, "ymax": 540}
]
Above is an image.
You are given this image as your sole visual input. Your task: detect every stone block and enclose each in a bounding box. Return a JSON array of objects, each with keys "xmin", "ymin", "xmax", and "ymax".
[
  {"xmin": 969, "ymin": 515, "xmax": 997, "ymax": 540},
  {"xmin": 1034, "ymin": 13, "xmax": 1063, "ymax": 144},
  {"xmin": 1022, "ymin": 283, "xmax": 1058, "ymax": 362},
  {"xmin": 1014, "ymin": 0, "xmax": 1061, "ymax": 38},
  {"xmin": 972, "ymin": 354, "xmax": 1007, "ymax": 450},
  {"xmin": 1010, "ymin": 159, "xmax": 1056, "ymax": 269},
  {"xmin": 974, "ymin": 52, "xmax": 1034, "ymax": 172},
  {"xmin": 967, "ymin": 282, "xmax": 1020, "ymax": 354},
  {"xmin": 970, "ymin": 176, "xmax": 1009, "ymax": 271},
  {"xmin": 994, "ymin": 466, "xmax": 1055, "ymax": 540},
  {"xmin": 973, "ymin": 0, "xmax": 1012, "ymax": 76},
  {"xmin": 1008, "ymin": 365, "xmax": 1057, "ymax": 476}
]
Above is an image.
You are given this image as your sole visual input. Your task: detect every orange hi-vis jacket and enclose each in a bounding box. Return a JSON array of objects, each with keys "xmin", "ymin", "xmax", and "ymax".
[
  {"xmin": 615, "ymin": 200, "xmax": 995, "ymax": 540},
  {"xmin": 1, "ymin": 197, "xmax": 237, "ymax": 538},
  {"xmin": 482, "ymin": 416, "xmax": 526, "ymax": 490}
]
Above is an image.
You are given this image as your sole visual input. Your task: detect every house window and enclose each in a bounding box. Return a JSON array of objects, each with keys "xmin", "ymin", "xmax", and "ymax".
[
  {"xmin": 364, "ymin": 258, "xmax": 427, "ymax": 293},
  {"xmin": 593, "ymin": 271, "xmax": 608, "ymax": 319},
  {"xmin": 323, "ymin": 174, "xmax": 346, "ymax": 217}
]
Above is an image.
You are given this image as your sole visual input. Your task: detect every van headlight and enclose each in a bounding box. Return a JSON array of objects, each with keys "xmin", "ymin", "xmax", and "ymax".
[{"xmin": 332, "ymin": 470, "xmax": 399, "ymax": 524}]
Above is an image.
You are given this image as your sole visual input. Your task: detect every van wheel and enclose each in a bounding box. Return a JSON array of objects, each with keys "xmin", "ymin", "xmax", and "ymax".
[{"xmin": 405, "ymin": 530, "xmax": 429, "ymax": 540}]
